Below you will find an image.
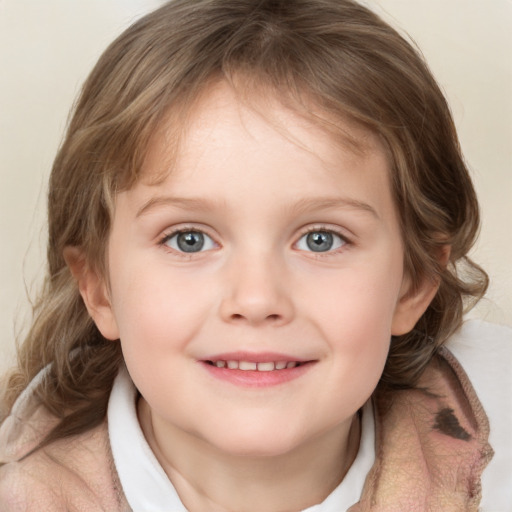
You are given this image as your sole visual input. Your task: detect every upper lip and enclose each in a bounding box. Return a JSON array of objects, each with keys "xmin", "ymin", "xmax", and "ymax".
[{"xmin": 201, "ymin": 351, "xmax": 312, "ymax": 363}]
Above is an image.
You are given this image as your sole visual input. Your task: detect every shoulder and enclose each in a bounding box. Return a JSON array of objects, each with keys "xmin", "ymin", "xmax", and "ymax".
[
  {"xmin": 444, "ymin": 319, "xmax": 512, "ymax": 509},
  {"xmin": 0, "ymin": 448, "xmax": 95, "ymax": 511},
  {"xmin": 0, "ymin": 421, "xmax": 125, "ymax": 512}
]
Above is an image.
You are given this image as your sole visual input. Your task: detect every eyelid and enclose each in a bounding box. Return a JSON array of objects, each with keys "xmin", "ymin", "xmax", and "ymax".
[
  {"xmin": 294, "ymin": 225, "xmax": 352, "ymax": 254},
  {"xmin": 158, "ymin": 225, "xmax": 219, "ymax": 254},
  {"xmin": 156, "ymin": 224, "xmax": 351, "ymax": 257}
]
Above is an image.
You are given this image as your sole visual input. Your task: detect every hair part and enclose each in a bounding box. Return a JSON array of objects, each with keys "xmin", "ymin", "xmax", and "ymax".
[{"xmin": 1, "ymin": 0, "xmax": 487, "ymax": 445}]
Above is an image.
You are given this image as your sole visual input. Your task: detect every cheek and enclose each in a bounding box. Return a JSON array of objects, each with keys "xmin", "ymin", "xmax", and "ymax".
[
  {"xmin": 110, "ymin": 272, "xmax": 210, "ymax": 403},
  {"xmin": 309, "ymin": 260, "xmax": 403, "ymax": 339},
  {"xmin": 109, "ymin": 265, "xmax": 215, "ymax": 358},
  {"xmin": 324, "ymin": 287, "xmax": 393, "ymax": 370},
  {"xmin": 313, "ymin": 299, "xmax": 392, "ymax": 416},
  {"xmin": 303, "ymin": 261, "xmax": 403, "ymax": 395}
]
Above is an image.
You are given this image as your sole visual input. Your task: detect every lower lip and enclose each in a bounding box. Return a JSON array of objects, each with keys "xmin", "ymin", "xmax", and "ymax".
[{"xmin": 200, "ymin": 361, "xmax": 315, "ymax": 388}]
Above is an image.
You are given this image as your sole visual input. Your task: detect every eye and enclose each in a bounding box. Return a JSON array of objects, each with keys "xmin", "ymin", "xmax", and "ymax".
[
  {"xmin": 296, "ymin": 230, "xmax": 346, "ymax": 253},
  {"xmin": 162, "ymin": 230, "xmax": 217, "ymax": 253}
]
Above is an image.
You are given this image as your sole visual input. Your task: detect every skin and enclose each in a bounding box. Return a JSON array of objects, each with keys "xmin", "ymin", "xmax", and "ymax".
[{"xmin": 70, "ymin": 82, "xmax": 437, "ymax": 511}]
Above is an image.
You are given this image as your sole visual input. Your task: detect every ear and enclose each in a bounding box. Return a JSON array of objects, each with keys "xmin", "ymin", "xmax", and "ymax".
[
  {"xmin": 391, "ymin": 245, "xmax": 451, "ymax": 336},
  {"xmin": 63, "ymin": 246, "xmax": 120, "ymax": 341}
]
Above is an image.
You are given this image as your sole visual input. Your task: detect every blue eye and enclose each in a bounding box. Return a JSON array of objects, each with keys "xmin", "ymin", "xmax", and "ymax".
[
  {"xmin": 163, "ymin": 230, "xmax": 216, "ymax": 253},
  {"xmin": 296, "ymin": 230, "xmax": 346, "ymax": 253}
]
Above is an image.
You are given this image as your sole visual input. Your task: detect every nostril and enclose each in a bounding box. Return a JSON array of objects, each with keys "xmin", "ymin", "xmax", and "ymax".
[{"xmin": 228, "ymin": 312, "xmax": 282, "ymax": 324}]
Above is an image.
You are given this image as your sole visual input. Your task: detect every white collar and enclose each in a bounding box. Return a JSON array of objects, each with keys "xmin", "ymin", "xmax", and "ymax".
[{"xmin": 108, "ymin": 367, "xmax": 375, "ymax": 511}]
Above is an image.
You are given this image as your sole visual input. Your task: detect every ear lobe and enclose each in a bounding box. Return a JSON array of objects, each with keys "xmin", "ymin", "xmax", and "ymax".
[
  {"xmin": 63, "ymin": 246, "xmax": 120, "ymax": 341},
  {"xmin": 391, "ymin": 245, "xmax": 451, "ymax": 336}
]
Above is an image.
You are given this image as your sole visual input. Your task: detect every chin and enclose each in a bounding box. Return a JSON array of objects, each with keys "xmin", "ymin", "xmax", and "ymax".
[
  {"xmin": 204, "ymin": 427, "xmax": 305, "ymax": 459},
  {"xmin": 219, "ymin": 441, "xmax": 300, "ymax": 459}
]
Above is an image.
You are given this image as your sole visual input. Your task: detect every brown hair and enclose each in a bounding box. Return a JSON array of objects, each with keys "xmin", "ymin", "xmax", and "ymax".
[{"xmin": 2, "ymin": 0, "xmax": 487, "ymax": 444}]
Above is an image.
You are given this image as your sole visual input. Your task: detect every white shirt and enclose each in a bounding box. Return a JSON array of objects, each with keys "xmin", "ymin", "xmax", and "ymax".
[{"xmin": 108, "ymin": 320, "xmax": 512, "ymax": 511}]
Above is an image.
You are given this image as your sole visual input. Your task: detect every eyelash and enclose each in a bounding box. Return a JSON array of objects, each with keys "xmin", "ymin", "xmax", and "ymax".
[
  {"xmin": 295, "ymin": 225, "xmax": 351, "ymax": 256},
  {"xmin": 159, "ymin": 227, "xmax": 204, "ymax": 243},
  {"xmin": 157, "ymin": 225, "xmax": 352, "ymax": 256},
  {"xmin": 158, "ymin": 226, "xmax": 217, "ymax": 256}
]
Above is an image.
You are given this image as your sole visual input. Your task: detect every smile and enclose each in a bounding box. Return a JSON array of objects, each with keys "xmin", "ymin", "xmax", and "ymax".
[
  {"xmin": 200, "ymin": 353, "xmax": 316, "ymax": 388},
  {"xmin": 205, "ymin": 360, "xmax": 303, "ymax": 371}
]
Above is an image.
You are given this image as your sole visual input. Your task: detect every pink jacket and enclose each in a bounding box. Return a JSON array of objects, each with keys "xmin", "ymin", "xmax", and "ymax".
[{"xmin": 0, "ymin": 347, "xmax": 492, "ymax": 511}]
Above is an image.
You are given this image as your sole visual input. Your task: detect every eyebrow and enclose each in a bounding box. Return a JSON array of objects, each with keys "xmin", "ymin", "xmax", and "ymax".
[
  {"xmin": 136, "ymin": 195, "xmax": 379, "ymax": 219},
  {"xmin": 290, "ymin": 197, "xmax": 379, "ymax": 219},
  {"xmin": 136, "ymin": 196, "xmax": 224, "ymax": 217}
]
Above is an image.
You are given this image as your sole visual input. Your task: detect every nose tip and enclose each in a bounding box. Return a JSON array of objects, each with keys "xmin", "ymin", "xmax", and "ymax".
[{"xmin": 219, "ymin": 265, "xmax": 294, "ymax": 327}]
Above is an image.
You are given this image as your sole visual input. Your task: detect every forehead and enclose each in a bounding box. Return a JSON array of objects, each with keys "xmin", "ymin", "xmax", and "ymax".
[
  {"xmin": 120, "ymin": 81, "xmax": 397, "ymax": 230},
  {"xmin": 140, "ymin": 80, "xmax": 388, "ymax": 186}
]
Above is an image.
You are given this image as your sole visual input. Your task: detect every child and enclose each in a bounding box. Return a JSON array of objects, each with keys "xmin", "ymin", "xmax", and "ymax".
[{"xmin": 0, "ymin": 0, "xmax": 510, "ymax": 510}]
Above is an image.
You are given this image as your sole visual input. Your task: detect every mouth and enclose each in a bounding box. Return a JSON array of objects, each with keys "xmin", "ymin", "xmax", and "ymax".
[
  {"xmin": 200, "ymin": 353, "xmax": 316, "ymax": 387},
  {"xmin": 204, "ymin": 360, "xmax": 307, "ymax": 371}
]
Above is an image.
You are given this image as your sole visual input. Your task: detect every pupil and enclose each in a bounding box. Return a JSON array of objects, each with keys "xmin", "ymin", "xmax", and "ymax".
[
  {"xmin": 306, "ymin": 231, "xmax": 333, "ymax": 252},
  {"xmin": 177, "ymin": 232, "xmax": 204, "ymax": 252}
]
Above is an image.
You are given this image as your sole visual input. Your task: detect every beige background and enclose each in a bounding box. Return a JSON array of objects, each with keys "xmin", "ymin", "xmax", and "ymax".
[{"xmin": 1, "ymin": 0, "xmax": 511, "ymax": 375}]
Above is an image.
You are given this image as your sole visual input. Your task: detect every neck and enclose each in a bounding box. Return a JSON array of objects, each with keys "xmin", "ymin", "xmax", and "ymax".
[{"xmin": 138, "ymin": 398, "xmax": 361, "ymax": 512}]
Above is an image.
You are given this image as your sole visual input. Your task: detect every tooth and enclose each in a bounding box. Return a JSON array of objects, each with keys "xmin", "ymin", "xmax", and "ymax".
[
  {"xmin": 286, "ymin": 362, "xmax": 297, "ymax": 368},
  {"xmin": 257, "ymin": 362, "xmax": 275, "ymax": 372},
  {"xmin": 275, "ymin": 361, "xmax": 287, "ymax": 370},
  {"xmin": 215, "ymin": 361, "xmax": 226, "ymax": 368},
  {"xmin": 239, "ymin": 361, "xmax": 257, "ymax": 371},
  {"xmin": 227, "ymin": 361, "xmax": 239, "ymax": 369}
]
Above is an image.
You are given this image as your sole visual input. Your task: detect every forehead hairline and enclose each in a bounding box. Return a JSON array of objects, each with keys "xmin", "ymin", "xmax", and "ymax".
[{"xmin": 138, "ymin": 78, "xmax": 385, "ymax": 184}]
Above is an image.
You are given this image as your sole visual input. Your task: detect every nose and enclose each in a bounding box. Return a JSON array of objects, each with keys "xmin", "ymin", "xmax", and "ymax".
[{"xmin": 219, "ymin": 251, "xmax": 294, "ymax": 327}]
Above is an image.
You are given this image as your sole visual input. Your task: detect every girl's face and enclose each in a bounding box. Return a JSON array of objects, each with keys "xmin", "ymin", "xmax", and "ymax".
[{"xmin": 93, "ymin": 83, "xmax": 430, "ymax": 458}]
